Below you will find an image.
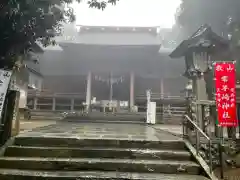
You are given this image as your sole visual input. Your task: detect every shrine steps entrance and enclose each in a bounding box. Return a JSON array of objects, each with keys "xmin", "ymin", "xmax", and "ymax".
[{"xmin": 0, "ymin": 123, "xmax": 209, "ymax": 180}]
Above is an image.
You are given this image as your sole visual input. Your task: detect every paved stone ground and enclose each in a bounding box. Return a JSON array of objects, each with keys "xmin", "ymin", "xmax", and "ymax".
[
  {"xmin": 19, "ymin": 120, "xmax": 57, "ymax": 133},
  {"xmin": 18, "ymin": 121, "xmax": 181, "ymax": 142},
  {"xmin": 152, "ymin": 125, "xmax": 182, "ymax": 137}
]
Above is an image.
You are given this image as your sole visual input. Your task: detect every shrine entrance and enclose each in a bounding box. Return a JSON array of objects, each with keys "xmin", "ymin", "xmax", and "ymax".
[{"xmin": 91, "ymin": 72, "xmax": 131, "ymax": 113}]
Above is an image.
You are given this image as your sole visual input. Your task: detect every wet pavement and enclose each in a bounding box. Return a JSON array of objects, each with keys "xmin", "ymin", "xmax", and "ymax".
[
  {"xmin": 18, "ymin": 122, "xmax": 181, "ymax": 142},
  {"xmin": 19, "ymin": 120, "xmax": 57, "ymax": 133}
]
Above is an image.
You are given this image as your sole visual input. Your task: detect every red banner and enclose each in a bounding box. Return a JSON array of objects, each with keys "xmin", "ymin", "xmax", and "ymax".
[{"xmin": 214, "ymin": 62, "xmax": 237, "ymax": 127}]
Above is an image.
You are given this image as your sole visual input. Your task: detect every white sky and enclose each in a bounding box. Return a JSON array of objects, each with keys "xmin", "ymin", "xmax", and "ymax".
[{"xmin": 72, "ymin": 0, "xmax": 181, "ymax": 28}]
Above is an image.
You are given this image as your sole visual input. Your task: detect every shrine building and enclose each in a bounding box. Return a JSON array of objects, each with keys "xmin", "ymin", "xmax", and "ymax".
[{"xmin": 27, "ymin": 26, "xmax": 186, "ymax": 112}]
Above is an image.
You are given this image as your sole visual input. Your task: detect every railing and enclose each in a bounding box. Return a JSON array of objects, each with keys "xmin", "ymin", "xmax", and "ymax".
[
  {"xmin": 183, "ymin": 115, "xmax": 214, "ymax": 173},
  {"xmin": 162, "ymin": 106, "xmax": 186, "ymax": 116},
  {"xmin": 28, "ymin": 90, "xmax": 86, "ymax": 98}
]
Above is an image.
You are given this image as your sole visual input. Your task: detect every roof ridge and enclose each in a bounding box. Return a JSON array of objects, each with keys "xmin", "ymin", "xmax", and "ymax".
[{"xmin": 77, "ymin": 25, "xmax": 160, "ymax": 28}]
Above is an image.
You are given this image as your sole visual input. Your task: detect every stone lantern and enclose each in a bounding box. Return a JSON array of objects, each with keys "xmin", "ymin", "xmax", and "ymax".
[
  {"xmin": 170, "ymin": 24, "xmax": 230, "ymax": 132},
  {"xmin": 184, "ymin": 80, "xmax": 193, "ymax": 98}
]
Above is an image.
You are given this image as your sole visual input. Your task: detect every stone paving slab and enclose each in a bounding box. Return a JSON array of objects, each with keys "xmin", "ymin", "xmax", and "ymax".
[
  {"xmin": 19, "ymin": 120, "xmax": 57, "ymax": 133},
  {"xmin": 0, "ymin": 169, "xmax": 210, "ymax": 180},
  {"xmin": 18, "ymin": 122, "xmax": 181, "ymax": 142},
  {"xmin": 0, "ymin": 157, "xmax": 200, "ymax": 175}
]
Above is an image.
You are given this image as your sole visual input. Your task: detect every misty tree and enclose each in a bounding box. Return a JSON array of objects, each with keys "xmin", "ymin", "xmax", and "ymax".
[
  {"xmin": 177, "ymin": 0, "xmax": 240, "ymax": 139},
  {"xmin": 0, "ymin": 0, "xmax": 119, "ymax": 68},
  {"xmin": 176, "ymin": 0, "xmax": 240, "ymax": 76},
  {"xmin": 176, "ymin": 0, "xmax": 240, "ymax": 45}
]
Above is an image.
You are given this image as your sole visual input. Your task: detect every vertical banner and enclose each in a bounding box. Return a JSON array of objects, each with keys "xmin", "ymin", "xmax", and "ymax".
[
  {"xmin": 214, "ymin": 62, "xmax": 237, "ymax": 127},
  {"xmin": 0, "ymin": 70, "xmax": 12, "ymax": 118}
]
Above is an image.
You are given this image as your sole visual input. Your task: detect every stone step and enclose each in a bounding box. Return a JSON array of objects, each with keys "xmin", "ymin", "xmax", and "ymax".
[
  {"xmin": 5, "ymin": 146, "xmax": 191, "ymax": 161},
  {"xmin": 30, "ymin": 113, "xmax": 62, "ymax": 117},
  {"xmin": 66, "ymin": 113, "xmax": 146, "ymax": 121},
  {"xmin": 66, "ymin": 116, "xmax": 146, "ymax": 122},
  {"xmin": 0, "ymin": 169, "xmax": 210, "ymax": 180},
  {"xmin": 0, "ymin": 157, "xmax": 201, "ymax": 175},
  {"xmin": 64, "ymin": 119, "xmax": 146, "ymax": 124},
  {"xmin": 89, "ymin": 113, "xmax": 145, "ymax": 117},
  {"xmin": 14, "ymin": 137, "xmax": 186, "ymax": 150},
  {"xmin": 30, "ymin": 113, "xmax": 62, "ymax": 116},
  {"xmin": 30, "ymin": 116, "xmax": 62, "ymax": 120}
]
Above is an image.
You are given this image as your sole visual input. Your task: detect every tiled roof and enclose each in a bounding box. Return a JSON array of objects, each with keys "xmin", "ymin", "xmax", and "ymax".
[{"xmin": 40, "ymin": 44, "xmax": 185, "ymax": 79}]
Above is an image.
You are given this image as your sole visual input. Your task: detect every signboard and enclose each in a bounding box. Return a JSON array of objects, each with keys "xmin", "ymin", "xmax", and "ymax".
[
  {"xmin": 0, "ymin": 70, "xmax": 12, "ymax": 118},
  {"xmin": 214, "ymin": 62, "xmax": 237, "ymax": 127},
  {"xmin": 120, "ymin": 101, "xmax": 128, "ymax": 107},
  {"xmin": 147, "ymin": 102, "xmax": 156, "ymax": 124}
]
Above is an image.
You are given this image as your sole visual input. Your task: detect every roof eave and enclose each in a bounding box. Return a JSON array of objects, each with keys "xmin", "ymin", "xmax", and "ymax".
[
  {"xmin": 169, "ymin": 41, "xmax": 188, "ymax": 58},
  {"xmin": 170, "ymin": 26, "xmax": 229, "ymax": 59},
  {"xmin": 27, "ymin": 67, "xmax": 43, "ymax": 77},
  {"xmin": 59, "ymin": 43, "xmax": 162, "ymax": 51}
]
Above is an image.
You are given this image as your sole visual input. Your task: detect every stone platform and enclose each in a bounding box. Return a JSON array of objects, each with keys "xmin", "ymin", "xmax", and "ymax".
[
  {"xmin": 0, "ymin": 122, "xmax": 210, "ymax": 180},
  {"xmin": 18, "ymin": 122, "xmax": 179, "ymax": 141}
]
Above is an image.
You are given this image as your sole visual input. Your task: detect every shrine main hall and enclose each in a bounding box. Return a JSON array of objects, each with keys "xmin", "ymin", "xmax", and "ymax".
[{"xmin": 27, "ymin": 26, "xmax": 186, "ymax": 112}]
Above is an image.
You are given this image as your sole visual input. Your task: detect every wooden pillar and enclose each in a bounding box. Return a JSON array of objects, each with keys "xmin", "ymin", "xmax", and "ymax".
[
  {"xmin": 33, "ymin": 97, "xmax": 38, "ymax": 110},
  {"xmin": 130, "ymin": 72, "xmax": 135, "ymax": 111},
  {"xmin": 52, "ymin": 97, "xmax": 56, "ymax": 111},
  {"xmin": 160, "ymin": 78, "xmax": 164, "ymax": 121},
  {"xmin": 71, "ymin": 98, "xmax": 74, "ymax": 111},
  {"xmin": 160, "ymin": 78, "xmax": 164, "ymax": 98},
  {"xmin": 86, "ymin": 72, "xmax": 92, "ymax": 112}
]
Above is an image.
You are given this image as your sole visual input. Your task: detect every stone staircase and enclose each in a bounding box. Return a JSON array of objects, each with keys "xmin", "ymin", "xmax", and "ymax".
[{"xmin": 0, "ymin": 136, "xmax": 209, "ymax": 179}]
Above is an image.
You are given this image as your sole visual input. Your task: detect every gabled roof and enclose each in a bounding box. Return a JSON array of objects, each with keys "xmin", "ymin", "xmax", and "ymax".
[
  {"xmin": 67, "ymin": 25, "xmax": 162, "ymax": 45},
  {"xmin": 40, "ymin": 44, "xmax": 185, "ymax": 79},
  {"xmin": 169, "ymin": 24, "xmax": 229, "ymax": 58}
]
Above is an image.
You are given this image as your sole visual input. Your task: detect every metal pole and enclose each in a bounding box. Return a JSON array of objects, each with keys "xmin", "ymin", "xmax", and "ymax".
[{"xmin": 219, "ymin": 127, "xmax": 224, "ymax": 179}]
